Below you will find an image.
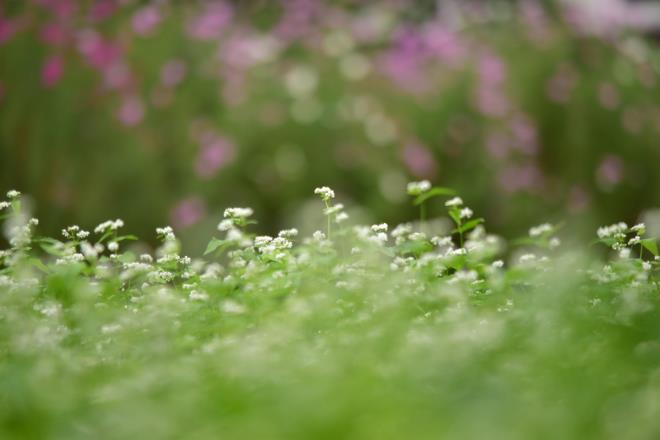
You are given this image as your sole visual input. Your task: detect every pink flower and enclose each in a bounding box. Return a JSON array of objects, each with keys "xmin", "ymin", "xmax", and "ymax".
[
  {"xmin": 402, "ymin": 141, "xmax": 437, "ymax": 179},
  {"xmin": 0, "ymin": 16, "xmax": 16, "ymax": 44},
  {"xmin": 596, "ymin": 155, "xmax": 624, "ymax": 189},
  {"xmin": 77, "ymin": 31, "xmax": 122, "ymax": 70},
  {"xmin": 161, "ymin": 59, "xmax": 187, "ymax": 88},
  {"xmin": 186, "ymin": 1, "xmax": 233, "ymax": 40},
  {"xmin": 89, "ymin": 0, "xmax": 117, "ymax": 22},
  {"xmin": 41, "ymin": 56, "xmax": 64, "ymax": 88},
  {"xmin": 117, "ymin": 96, "xmax": 144, "ymax": 127},
  {"xmin": 170, "ymin": 197, "xmax": 206, "ymax": 229},
  {"xmin": 40, "ymin": 23, "xmax": 68, "ymax": 46},
  {"xmin": 195, "ymin": 135, "xmax": 235, "ymax": 179},
  {"xmin": 132, "ymin": 6, "xmax": 161, "ymax": 36}
]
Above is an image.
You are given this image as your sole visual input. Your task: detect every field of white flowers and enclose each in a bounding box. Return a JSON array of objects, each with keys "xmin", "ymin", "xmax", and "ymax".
[{"xmin": 1, "ymin": 184, "xmax": 659, "ymax": 439}]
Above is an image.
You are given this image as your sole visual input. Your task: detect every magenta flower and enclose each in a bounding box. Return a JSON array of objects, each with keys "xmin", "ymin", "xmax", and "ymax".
[
  {"xmin": 132, "ymin": 6, "xmax": 161, "ymax": 36},
  {"xmin": 186, "ymin": 1, "xmax": 233, "ymax": 40},
  {"xmin": 40, "ymin": 23, "xmax": 68, "ymax": 46},
  {"xmin": 117, "ymin": 96, "xmax": 144, "ymax": 127},
  {"xmin": 171, "ymin": 197, "xmax": 206, "ymax": 229},
  {"xmin": 41, "ymin": 56, "xmax": 64, "ymax": 88},
  {"xmin": 402, "ymin": 141, "xmax": 437, "ymax": 179},
  {"xmin": 195, "ymin": 135, "xmax": 236, "ymax": 179}
]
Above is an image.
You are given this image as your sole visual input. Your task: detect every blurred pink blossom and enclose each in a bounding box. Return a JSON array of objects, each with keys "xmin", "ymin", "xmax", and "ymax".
[
  {"xmin": 161, "ymin": 59, "xmax": 187, "ymax": 87},
  {"xmin": 41, "ymin": 56, "xmax": 64, "ymax": 88},
  {"xmin": 511, "ymin": 115, "xmax": 538, "ymax": 155},
  {"xmin": 117, "ymin": 96, "xmax": 144, "ymax": 127},
  {"xmin": 596, "ymin": 155, "xmax": 624, "ymax": 188},
  {"xmin": 40, "ymin": 23, "xmax": 68, "ymax": 46},
  {"xmin": 498, "ymin": 164, "xmax": 543, "ymax": 193},
  {"xmin": 90, "ymin": 0, "xmax": 117, "ymax": 22},
  {"xmin": 171, "ymin": 197, "xmax": 206, "ymax": 229},
  {"xmin": 195, "ymin": 135, "xmax": 235, "ymax": 179},
  {"xmin": 402, "ymin": 141, "xmax": 437, "ymax": 179},
  {"xmin": 77, "ymin": 31, "xmax": 122, "ymax": 70},
  {"xmin": 0, "ymin": 16, "xmax": 16, "ymax": 44},
  {"xmin": 186, "ymin": 1, "xmax": 232, "ymax": 40},
  {"xmin": 132, "ymin": 6, "xmax": 161, "ymax": 36},
  {"xmin": 34, "ymin": 0, "xmax": 77, "ymax": 20}
]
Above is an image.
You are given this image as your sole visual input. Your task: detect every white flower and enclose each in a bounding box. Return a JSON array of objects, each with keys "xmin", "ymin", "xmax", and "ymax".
[
  {"xmin": 223, "ymin": 207, "xmax": 254, "ymax": 219},
  {"xmin": 278, "ymin": 228, "xmax": 299, "ymax": 238},
  {"xmin": 643, "ymin": 261, "xmax": 652, "ymax": 271},
  {"xmin": 619, "ymin": 248, "xmax": 631, "ymax": 259},
  {"xmin": 628, "ymin": 236, "xmax": 641, "ymax": 246},
  {"xmin": 492, "ymin": 260, "xmax": 504, "ymax": 268},
  {"xmin": 217, "ymin": 219, "xmax": 233, "ymax": 231},
  {"xmin": 323, "ymin": 203, "xmax": 344, "ymax": 215},
  {"xmin": 529, "ymin": 223, "xmax": 552, "ymax": 238},
  {"xmin": 314, "ymin": 186, "xmax": 335, "ymax": 201},
  {"xmin": 445, "ymin": 197, "xmax": 463, "ymax": 207},
  {"xmin": 631, "ymin": 223, "xmax": 646, "ymax": 234},
  {"xmin": 28, "ymin": 218, "xmax": 39, "ymax": 226},
  {"xmin": 6, "ymin": 190, "xmax": 20, "ymax": 199},
  {"xmin": 335, "ymin": 212, "xmax": 349, "ymax": 223},
  {"xmin": 95, "ymin": 219, "xmax": 124, "ymax": 234},
  {"xmin": 459, "ymin": 207, "xmax": 473, "ymax": 219},
  {"xmin": 431, "ymin": 236, "xmax": 453, "ymax": 247},
  {"xmin": 549, "ymin": 237, "xmax": 561, "ymax": 249},
  {"xmin": 597, "ymin": 222, "xmax": 628, "ymax": 239},
  {"xmin": 107, "ymin": 242, "xmax": 119, "ymax": 252},
  {"xmin": 406, "ymin": 180, "xmax": 431, "ymax": 196},
  {"xmin": 0, "ymin": 201, "xmax": 10, "ymax": 210},
  {"xmin": 312, "ymin": 230, "xmax": 326, "ymax": 241},
  {"xmin": 189, "ymin": 290, "xmax": 209, "ymax": 301},
  {"xmin": 519, "ymin": 254, "xmax": 536, "ymax": 263},
  {"xmin": 370, "ymin": 223, "xmax": 388, "ymax": 233}
]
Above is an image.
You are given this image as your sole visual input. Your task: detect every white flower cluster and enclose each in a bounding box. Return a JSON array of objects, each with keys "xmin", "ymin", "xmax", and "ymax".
[
  {"xmin": 445, "ymin": 197, "xmax": 463, "ymax": 207},
  {"xmin": 0, "ymin": 201, "xmax": 9, "ymax": 211},
  {"xmin": 95, "ymin": 219, "xmax": 124, "ymax": 234},
  {"xmin": 62, "ymin": 225, "xmax": 90, "ymax": 240},
  {"xmin": 529, "ymin": 223, "xmax": 552, "ymax": 238},
  {"xmin": 156, "ymin": 226, "xmax": 176, "ymax": 241},
  {"xmin": 6, "ymin": 190, "xmax": 20, "ymax": 199},
  {"xmin": 314, "ymin": 186, "xmax": 335, "ymax": 201},
  {"xmin": 406, "ymin": 180, "xmax": 431, "ymax": 196},
  {"xmin": 224, "ymin": 207, "xmax": 254, "ymax": 219},
  {"xmin": 597, "ymin": 222, "xmax": 628, "ymax": 240}
]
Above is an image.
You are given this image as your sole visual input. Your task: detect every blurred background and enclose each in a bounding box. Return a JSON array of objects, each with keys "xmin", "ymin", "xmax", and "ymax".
[{"xmin": 2, "ymin": 0, "xmax": 660, "ymax": 253}]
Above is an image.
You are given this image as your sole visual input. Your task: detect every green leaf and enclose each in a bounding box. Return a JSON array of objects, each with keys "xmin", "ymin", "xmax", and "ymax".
[
  {"xmin": 397, "ymin": 240, "xmax": 433, "ymax": 257},
  {"xmin": 116, "ymin": 235, "xmax": 138, "ymax": 243},
  {"xmin": 453, "ymin": 218, "xmax": 484, "ymax": 234},
  {"xmin": 204, "ymin": 238, "xmax": 227, "ymax": 256},
  {"xmin": 29, "ymin": 258, "xmax": 50, "ymax": 274},
  {"xmin": 448, "ymin": 209, "xmax": 461, "ymax": 227},
  {"xmin": 413, "ymin": 187, "xmax": 456, "ymax": 206},
  {"xmin": 641, "ymin": 238, "xmax": 658, "ymax": 256}
]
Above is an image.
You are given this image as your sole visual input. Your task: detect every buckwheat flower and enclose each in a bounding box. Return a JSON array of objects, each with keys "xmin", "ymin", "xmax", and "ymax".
[
  {"xmin": 223, "ymin": 207, "xmax": 253, "ymax": 219},
  {"xmin": 631, "ymin": 223, "xmax": 646, "ymax": 234},
  {"xmin": 445, "ymin": 197, "xmax": 463, "ymax": 207},
  {"xmin": 492, "ymin": 260, "xmax": 504, "ymax": 268},
  {"xmin": 312, "ymin": 230, "xmax": 326, "ymax": 241},
  {"xmin": 76, "ymin": 230, "xmax": 90, "ymax": 239},
  {"xmin": 107, "ymin": 242, "xmax": 119, "ymax": 253},
  {"xmin": 628, "ymin": 236, "xmax": 641, "ymax": 246},
  {"xmin": 371, "ymin": 223, "xmax": 388, "ymax": 233},
  {"xmin": 391, "ymin": 223, "xmax": 413, "ymax": 238},
  {"xmin": 217, "ymin": 219, "xmax": 234, "ymax": 231},
  {"xmin": 431, "ymin": 236, "xmax": 453, "ymax": 247},
  {"xmin": 643, "ymin": 261, "xmax": 652, "ymax": 271},
  {"xmin": 156, "ymin": 226, "xmax": 175, "ymax": 241},
  {"xmin": 6, "ymin": 190, "xmax": 20, "ymax": 199},
  {"xmin": 409, "ymin": 232, "xmax": 427, "ymax": 241},
  {"xmin": 0, "ymin": 201, "xmax": 9, "ymax": 210},
  {"xmin": 549, "ymin": 237, "xmax": 561, "ymax": 249},
  {"xmin": 28, "ymin": 218, "xmax": 39, "ymax": 226},
  {"xmin": 406, "ymin": 180, "xmax": 431, "ymax": 196},
  {"xmin": 95, "ymin": 219, "xmax": 124, "ymax": 234},
  {"xmin": 335, "ymin": 212, "xmax": 349, "ymax": 223},
  {"xmin": 140, "ymin": 254, "xmax": 153, "ymax": 263},
  {"xmin": 324, "ymin": 203, "xmax": 344, "ymax": 215},
  {"xmin": 254, "ymin": 235, "xmax": 273, "ymax": 247},
  {"xmin": 369, "ymin": 232, "xmax": 388, "ymax": 245},
  {"xmin": 278, "ymin": 228, "xmax": 298, "ymax": 239},
  {"xmin": 619, "ymin": 248, "xmax": 631, "ymax": 259},
  {"xmin": 529, "ymin": 223, "xmax": 552, "ymax": 237},
  {"xmin": 314, "ymin": 186, "xmax": 335, "ymax": 201},
  {"xmin": 459, "ymin": 207, "xmax": 473, "ymax": 219},
  {"xmin": 519, "ymin": 253, "xmax": 536, "ymax": 263}
]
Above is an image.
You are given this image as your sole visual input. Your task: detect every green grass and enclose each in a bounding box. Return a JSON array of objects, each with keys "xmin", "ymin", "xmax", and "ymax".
[{"xmin": 1, "ymin": 186, "xmax": 660, "ymax": 439}]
